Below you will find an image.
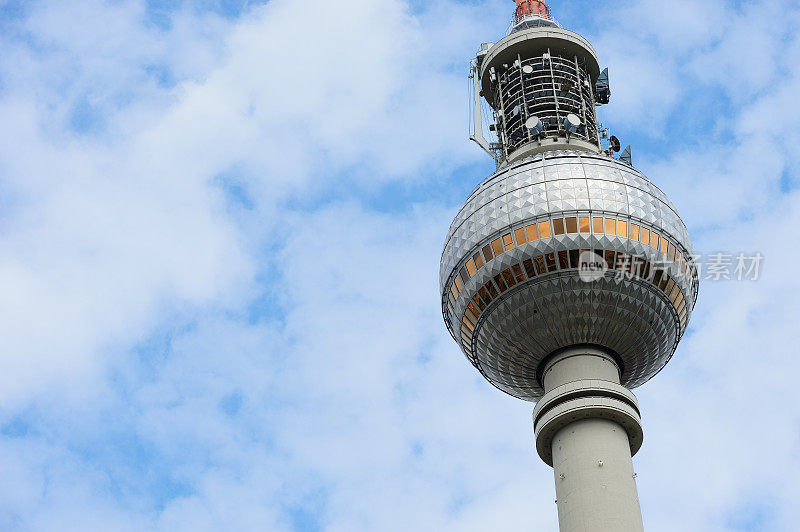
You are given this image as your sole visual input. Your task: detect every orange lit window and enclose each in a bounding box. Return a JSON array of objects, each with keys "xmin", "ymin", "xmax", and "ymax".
[
  {"xmin": 664, "ymin": 278, "xmax": 675, "ymax": 297},
  {"xmin": 485, "ymin": 281, "xmax": 499, "ymax": 299},
  {"xmin": 450, "ymin": 284, "xmax": 458, "ymax": 300},
  {"xmin": 533, "ymin": 255, "xmax": 546, "ymax": 274},
  {"xmin": 538, "ymin": 221, "xmax": 552, "ymax": 238},
  {"xmin": 566, "ymin": 217, "xmax": 578, "ymax": 233},
  {"xmin": 604, "ymin": 250, "xmax": 616, "ymax": 269},
  {"xmin": 454, "ymin": 276, "xmax": 463, "ymax": 293},
  {"xmin": 660, "ymin": 238, "xmax": 668, "ymax": 254},
  {"xmin": 466, "ymin": 303, "xmax": 478, "ymax": 320},
  {"xmin": 466, "ymin": 259, "xmax": 477, "ymax": 277},
  {"xmin": 640, "ymin": 227, "xmax": 650, "ymax": 244},
  {"xmin": 494, "ymin": 273, "xmax": 507, "ymax": 293},
  {"xmin": 668, "ymin": 243, "xmax": 676, "ymax": 261},
  {"xmin": 512, "ymin": 264, "xmax": 525, "ymax": 282},
  {"xmin": 579, "ymin": 217, "xmax": 590, "ymax": 233},
  {"xmin": 472, "ymin": 294, "xmax": 486, "ymax": 312},
  {"xmin": 523, "ymin": 259, "xmax": 536, "ymax": 278},
  {"xmin": 478, "ymin": 287, "xmax": 491, "ymax": 306},
  {"xmin": 482, "ymin": 244, "xmax": 493, "ymax": 263},
  {"xmin": 593, "ymin": 217, "xmax": 604, "ymax": 233},
  {"xmin": 670, "ymin": 285, "xmax": 680, "ymax": 303},
  {"xmin": 473, "ymin": 252, "xmax": 484, "ymax": 270},
  {"xmin": 648, "ymin": 232, "xmax": 658, "ymax": 249},
  {"xmin": 652, "ymin": 269, "xmax": 663, "ymax": 286},
  {"xmin": 553, "ymin": 218, "xmax": 565, "ymax": 235},
  {"xmin": 660, "ymin": 275, "xmax": 670, "ymax": 291},
  {"xmin": 514, "ymin": 227, "xmax": 527, "ymax": 245},
  {"xmin": 545, "ymin": 253, "xmax": 557, "ymax": 271},
  {"xmin": 617, "ymin": 220, "xmax": 627, "ymax": 237},
  {"xmin": 502, "ymin": 268, "xmax": 516, "ymax": 287},
  {"xmin": 605, "ymin": 218, "xmax": 616, "ymax": 234},
  {"xmin": 491, "ymin": 238, "xmax": 504, "ymax": 257},
  {"xmin": 558, "ymin": 250, "xmax": 569, "ymax": 269},
  {"xmin": 503, "ymin": 233, "xmax": 514, "ymax": 251},
  {"xmin": 630, "ymin": 224, "xmax": 640, "ymax": 241},
  {"xmin": 460, "ymin": 267, "xmax": 469, "ymax": 284},
  {"xmin": 526, "ymin": 224, "xmax": 540, "ymax": 241}
]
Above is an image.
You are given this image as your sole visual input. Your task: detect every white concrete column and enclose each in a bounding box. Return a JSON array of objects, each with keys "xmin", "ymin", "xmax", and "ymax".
[{"xmin": 534, "ymin": 346, "xmax": 644, "ymax": 532}]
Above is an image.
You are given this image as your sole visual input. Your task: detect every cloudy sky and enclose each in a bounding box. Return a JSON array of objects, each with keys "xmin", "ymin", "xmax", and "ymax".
[{"xmin": 1, "ymin": 0, "xmax": 799, "ymax": 530}]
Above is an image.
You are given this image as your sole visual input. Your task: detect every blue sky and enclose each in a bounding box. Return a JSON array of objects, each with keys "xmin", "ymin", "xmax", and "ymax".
[{"xmin": 0, "ymin": 0, "xmax": 799, "ymax": 530}]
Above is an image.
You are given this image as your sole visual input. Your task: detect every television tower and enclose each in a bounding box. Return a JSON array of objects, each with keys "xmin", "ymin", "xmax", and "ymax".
[{"xmin": 439, "ymin": 1, "xmax": 698, "ymax": 530}]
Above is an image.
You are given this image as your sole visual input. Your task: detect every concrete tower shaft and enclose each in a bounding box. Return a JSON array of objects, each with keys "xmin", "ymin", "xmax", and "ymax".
[{"xmin": 535, "ymin": 346, "xmax": 644, "ymax": 532}]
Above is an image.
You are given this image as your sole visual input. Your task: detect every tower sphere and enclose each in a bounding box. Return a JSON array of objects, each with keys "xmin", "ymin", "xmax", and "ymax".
[{"xmin": 440, "ymin": 151, "xmax": 698, "ymax": 401}]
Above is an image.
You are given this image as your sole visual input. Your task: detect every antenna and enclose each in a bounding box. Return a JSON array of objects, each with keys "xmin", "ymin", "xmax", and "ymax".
[
  {"xmin": 526, "ymin": 116, "xmax": 543, "ymax": 136},
  {"xmin": 596, "ymin": 68, "xmax": 611, "ymax": 104},
  {"xmin": 619, "ymin": 145, "xmax": 633, "ymax": 165}
]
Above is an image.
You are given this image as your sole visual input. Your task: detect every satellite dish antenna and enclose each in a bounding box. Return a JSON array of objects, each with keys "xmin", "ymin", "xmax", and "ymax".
[
  {"xmin": 526, "ymin": 115, "xmax": 543, "ymax": 136},
  {"xmin": 609, "ymin": 135, "xmax": 621, "ymax": 152},
  {"xmin": 522, "ymin": 65, "xmax": 534, "ymax": 74},
  {"xmin": 563, "ymin": 114, "xmax": 581, "ymax": 134}
]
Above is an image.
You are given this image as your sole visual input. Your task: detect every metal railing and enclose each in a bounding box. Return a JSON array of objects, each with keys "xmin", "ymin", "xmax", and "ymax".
[{"xmin": 493, "ymin": 53, "xmax": 599, "ymax": 155}]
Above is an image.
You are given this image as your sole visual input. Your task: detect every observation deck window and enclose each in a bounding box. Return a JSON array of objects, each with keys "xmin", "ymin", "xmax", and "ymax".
[
  {"xmin": 483, "ymin": 244, "xmax": 494, "ymax": 263},
  {"xmin": 566, "ymin": 217, "xmax": 578, "ymax": 233},
  {"xmin": 492, "ymin": 237, "xmax": 504, "ymax": 257}
]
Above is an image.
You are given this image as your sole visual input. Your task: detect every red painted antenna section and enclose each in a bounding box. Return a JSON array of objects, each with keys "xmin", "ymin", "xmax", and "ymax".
[{"xmin": 514, "ymin": 0, "xmax": 552, "ymax": 24}]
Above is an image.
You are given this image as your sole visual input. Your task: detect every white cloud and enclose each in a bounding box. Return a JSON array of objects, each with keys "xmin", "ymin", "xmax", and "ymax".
[
  {"xmin": 0, "ymin": 0, "xmax": 490, "ymax": 405},
  {"xmin": 2, "ymin": 0, "xmax": 800, "ymax": 531}
]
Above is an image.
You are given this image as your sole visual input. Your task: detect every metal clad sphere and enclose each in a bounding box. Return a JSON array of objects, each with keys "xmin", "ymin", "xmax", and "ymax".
[{"xmin": 440, "ymin": 151, "xmax": 698, "ymax": 401}]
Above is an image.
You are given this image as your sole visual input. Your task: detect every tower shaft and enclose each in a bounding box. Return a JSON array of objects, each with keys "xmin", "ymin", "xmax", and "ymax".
[{"xmin": 535, "ymin": 347, "xmax": 645, "ymax": 532}]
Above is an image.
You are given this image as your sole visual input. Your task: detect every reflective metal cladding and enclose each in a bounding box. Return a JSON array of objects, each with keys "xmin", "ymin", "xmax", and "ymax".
[{"xmin": 440, "ymin": 150, "xmax": 698, "ymax": 401}]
